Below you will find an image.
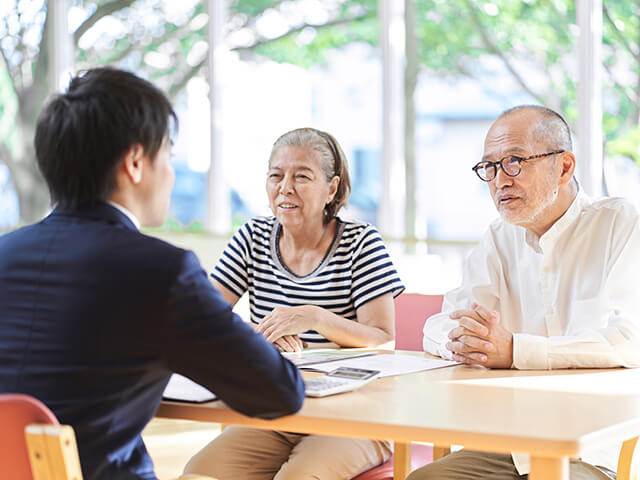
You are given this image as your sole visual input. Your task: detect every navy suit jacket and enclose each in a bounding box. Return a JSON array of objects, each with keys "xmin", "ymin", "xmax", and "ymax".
[{"xmin": 0, "ymin": 202, "xmax": 304, "ymax": 479}]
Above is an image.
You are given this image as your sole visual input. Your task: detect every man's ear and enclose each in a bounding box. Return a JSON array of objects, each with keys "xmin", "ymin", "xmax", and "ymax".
[
  {"xmin": 122, "ymin": 145, "xmax": 145, "ymax": 184},
  {"xmin": 558, "ymin": 151, "xmax": 576, "ymax": 186}
]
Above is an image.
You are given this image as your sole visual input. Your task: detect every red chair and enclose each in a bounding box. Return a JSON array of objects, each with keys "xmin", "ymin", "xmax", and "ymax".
[
  {"xmin": 353, "ymin": 294, "xmax": 445, "ymax": 480},
  {"xmin": 0, "ymin": 393, "xmax": 215, "ymax": 480},
  {"xmin": 394, "ymin": 293, "xmax": 444, "ymax": 352},
  {"xmin": 352, "ymin": 445, "xmax": 434, "ymax": 480},
  {"xmin": 0, "ymin": 393, "xmax": 60, "ymax": 480}
]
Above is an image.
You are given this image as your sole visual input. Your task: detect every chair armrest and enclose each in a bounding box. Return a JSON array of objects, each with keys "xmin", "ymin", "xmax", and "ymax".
[{"xmin": 617, "ymin": 436, "xmax": 638, "ymax": 480}]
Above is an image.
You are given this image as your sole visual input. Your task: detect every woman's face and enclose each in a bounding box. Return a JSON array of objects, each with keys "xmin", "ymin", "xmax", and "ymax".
[{"xmin": 266, "ymin": 145, "xmax": 339, "ymax": 231}]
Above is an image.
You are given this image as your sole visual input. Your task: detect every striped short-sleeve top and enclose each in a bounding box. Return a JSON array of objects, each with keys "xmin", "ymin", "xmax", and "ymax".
[{"xmin": 212, "ymin": 216, "xmax": 405, "ymax": 345}]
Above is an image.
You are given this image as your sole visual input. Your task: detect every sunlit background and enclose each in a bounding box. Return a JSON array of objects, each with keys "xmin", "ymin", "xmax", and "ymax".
[{"xmin": 1, "ymin": 0, "xmax": 639, "ymax": 296}]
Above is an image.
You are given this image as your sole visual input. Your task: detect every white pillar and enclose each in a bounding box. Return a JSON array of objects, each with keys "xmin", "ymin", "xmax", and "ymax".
[
  {"xmin": 48, "ymin": 0, "xmax": 73, "ymax": 92},
  {"xmin": 206, "ymin": 0, "xmax": 231, "ymax": 234},
  {"xmin": 576, "ymin": 0, "xmax": 603, "ymax": 197},
  {"xmin": 378, "ymin": 0, "xmax": 406, "ymax": 238}
]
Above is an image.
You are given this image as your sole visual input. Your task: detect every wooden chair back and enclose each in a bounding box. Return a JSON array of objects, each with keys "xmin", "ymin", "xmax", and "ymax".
[
  {"xmin": 24, "ymin": 424, "xmax": 83, "ymax": 480},
  {"xmin": 0, "ymin": 393, "xmax": 63, "ymax": 480}
]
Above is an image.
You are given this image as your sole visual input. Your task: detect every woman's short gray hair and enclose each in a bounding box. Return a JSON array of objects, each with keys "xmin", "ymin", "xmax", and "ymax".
[{"xmin": 269, "ymin": 127, "xmax": 351, "ymax": 222}]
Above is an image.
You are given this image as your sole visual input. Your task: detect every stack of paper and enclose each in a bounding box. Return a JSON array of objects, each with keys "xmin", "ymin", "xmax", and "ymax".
[
  {"xmin": 285, "ymin": 350, "xmax": 458, "ymax": 378},
  {"xmin": 163, "ymin": 373, "xmax": 217, "ymax": 403}
]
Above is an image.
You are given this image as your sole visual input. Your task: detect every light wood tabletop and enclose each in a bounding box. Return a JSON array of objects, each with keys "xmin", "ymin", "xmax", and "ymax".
[{"xmin": 156, "ymin": 351, "xmax": 640, "ymax": 480}]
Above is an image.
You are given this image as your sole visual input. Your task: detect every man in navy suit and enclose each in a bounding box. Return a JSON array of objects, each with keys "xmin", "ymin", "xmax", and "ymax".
[{"xmin": 0, "ymin": 67, "xmax": 305, "ymax": 480}]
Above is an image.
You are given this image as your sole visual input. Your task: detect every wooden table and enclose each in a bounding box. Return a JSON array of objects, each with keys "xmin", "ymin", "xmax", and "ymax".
[{"xmin": 157, "ymin": 351, "xmax": 640, "ymax": 480}]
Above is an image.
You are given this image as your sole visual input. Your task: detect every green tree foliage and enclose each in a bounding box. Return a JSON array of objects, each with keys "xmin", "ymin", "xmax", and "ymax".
[
  {"xmin": 238, "ymin": 0, "xmax": 639, "ymax": 235},
  {"xmin": 1, "ymin": 0, "xmax": 638, "ymax": 226},
  {"xmin": 415, "ymin": 1, "xmax": 577, "ymax": 114},
  {"xmin": 0, "ymin": 0, "xmax": 377, "ymax": 224},
  {"xmin": 240, "ymin": 1, "xmax": 377, "ymax": 68},
  {"xmin": 0, "ymin": 0, "xmax": 212, "ymax": 223},
  {"xmin": 254, "ymin": 0, "xmax": 638, "ymax": 147}
]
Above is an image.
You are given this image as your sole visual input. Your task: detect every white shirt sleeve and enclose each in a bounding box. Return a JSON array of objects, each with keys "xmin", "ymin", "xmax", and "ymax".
[
  {"xmin": 422, "ymin": 228, "xmax": 501, "ymax": 358},
  {"xmin": 513, "ymin": 206, "xmax": 640, "ymax": 369}
]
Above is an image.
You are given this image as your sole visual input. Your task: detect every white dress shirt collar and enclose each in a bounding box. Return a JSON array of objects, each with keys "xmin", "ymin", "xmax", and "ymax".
[
  {"xmin": 524, "ymin": 183, "xmax": 588, "ymax": 253},
  {"xmin": 107, "ymin": 201, "xmax": 141, "ymax": 230}
]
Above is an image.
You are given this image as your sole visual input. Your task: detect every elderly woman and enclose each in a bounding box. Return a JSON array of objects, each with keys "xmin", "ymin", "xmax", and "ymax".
[{"xmin": 184, "ymin": 127, "xmax": 404, "ymax": 480}]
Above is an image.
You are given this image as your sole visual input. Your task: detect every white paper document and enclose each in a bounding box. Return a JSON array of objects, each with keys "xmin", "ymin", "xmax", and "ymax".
[
  {"xmin": 282, "ymin": 349, "xmax": 376, "ymax": 367},
  {"xmin": 303, "ymin": 353, "xmax": 458, "ymax": 378},
  {"xmin": 163, "ymin": 373, "xmax": 217, "ymax": 403}
]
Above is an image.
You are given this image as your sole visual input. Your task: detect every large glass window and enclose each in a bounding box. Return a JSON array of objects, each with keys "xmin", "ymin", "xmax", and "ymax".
[
  {"xmin": 217, "ymin": 1, "xmax": 381, "ymax": 230},
  {"xmin": 2, "ymin": 0, "xmax": 638, "ymax": 294},
  {"xmin": 414, "ymin": 0, "xmax": 579, "ymax": 242},
  {"xmin": 70, "ymin": 0, "xmax": 382, "ymax": 232},
  {"xmin": 405, "ymin": 0, "xmax": 640, "ymax": 291},
  {"xmin": 602, "ymin": 1, "xmax": 640, "ymax": 210},
  {"xmin": 0, "ymin": 0, "xmax": 210, "ymax": 231},
  {"xmin": 72, "ymin": 0, "xmax": 209, "ymax": 230},
  {"xmin": 0, "ymin": 0, "xmax": 49, "ymax": 228}
]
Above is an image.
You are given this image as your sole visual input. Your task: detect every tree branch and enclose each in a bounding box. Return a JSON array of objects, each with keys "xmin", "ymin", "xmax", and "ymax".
[
  {"xmin": 0, "ymin": 140, "xmax": 15, "ymax": 173},
  {"xmin": 94, "ymin": 41, "xmax": 137, "ymax": 67},
  {"xmin": 539, "ymin": 0, "xmax": 571, "ymax": 41},
  {"xmin": 603, "ymin": 5, "xmax": 640, "ymax": 63},
  {"xmin": 30, "ymin": 5, "xmax": 49, "ymax": 104},
  {"xmin": 168, "ymin": 57, "xmax": 206, "ymax": 99},
  {"xmin": 461, "ymin": 0, "xmax": 545, "ymax": 105},
  {"xmin": 602, "ymin": 61, "xmax": 637, "ymax": 106},
  {"xmin": 230, "ymin": 0, "xmax": 290, "ymax": 31},
  {"xmin": 0, "ymin": 45, "xmax": 18, "ymax": 101},
  {"xmin": 0, "ymin": 141, "xmax": 29, "ymax": 205},
  {"xmin": 602, "ymin": 59, "xmax": 639, "ymax": 131},
  {"xmin": 79, "ymin": 15, "xmax": 201, "ymax": 68},
  {"xmin": 452, "ymin": 57, "xmax": 476, "ymax": 79},
  {"xmin": 73, "ymin": 0, "xmax": 137, "ymax": 43},
  {"xmin": 230, "ymin": 11, "xmax": 375, "ymax": 52}
]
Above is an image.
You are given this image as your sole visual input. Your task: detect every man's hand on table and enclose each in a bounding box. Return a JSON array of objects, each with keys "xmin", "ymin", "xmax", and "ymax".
[{"xmin": 446, "ymin": 303, "xmax": 513, "ymax": 368}]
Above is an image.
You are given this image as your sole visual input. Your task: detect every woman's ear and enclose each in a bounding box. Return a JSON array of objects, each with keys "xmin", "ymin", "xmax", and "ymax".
[
  {"xmin": 122, "ymin": 145, "xmax": 145, "ymax": 184},
  {"xmin": 327, "ymin": 175, "xmax": 340, "ymax": 204}
]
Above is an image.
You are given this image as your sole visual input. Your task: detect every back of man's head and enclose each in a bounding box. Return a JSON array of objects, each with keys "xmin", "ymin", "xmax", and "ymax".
[{"xmin": 35, "ymin": 67, "xmax": 177, "ymax": 210}]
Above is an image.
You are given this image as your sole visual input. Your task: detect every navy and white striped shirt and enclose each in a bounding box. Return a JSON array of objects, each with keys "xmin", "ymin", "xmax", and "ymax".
[{"xmin": 212, "ymin": 216, "xmax": 405, "ymax": 345}]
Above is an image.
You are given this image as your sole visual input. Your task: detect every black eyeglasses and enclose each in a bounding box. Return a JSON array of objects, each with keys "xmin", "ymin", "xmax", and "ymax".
[{"xmin": 472, "ymin": 150, "xmax": 565, "ymax": 182}]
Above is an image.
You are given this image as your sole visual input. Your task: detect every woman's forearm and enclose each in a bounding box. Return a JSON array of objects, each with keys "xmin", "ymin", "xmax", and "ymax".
[{"xmin": 311, "ymin": 304, "xmax": 394, "ymax": 348}]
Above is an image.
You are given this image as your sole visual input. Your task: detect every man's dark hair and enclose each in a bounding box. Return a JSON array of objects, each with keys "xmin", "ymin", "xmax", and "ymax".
[{"xmin": 35, "ymin": 67, "xmax": 177, "ymax": 209}]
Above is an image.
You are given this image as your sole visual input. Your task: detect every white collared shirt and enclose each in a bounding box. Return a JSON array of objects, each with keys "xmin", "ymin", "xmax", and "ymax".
[
  {"xmin": 107, "ymin": 201, "xmax": 141, "ymax": 230},
  {"xmin": 423, "ymin": 189, "xmax": 640, "ymax": 473}
]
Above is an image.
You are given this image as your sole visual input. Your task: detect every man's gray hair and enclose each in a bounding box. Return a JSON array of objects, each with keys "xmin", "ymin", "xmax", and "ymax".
[{"xmin": 500, "ymin": 105, "xmax": 572, "ymax": 152}]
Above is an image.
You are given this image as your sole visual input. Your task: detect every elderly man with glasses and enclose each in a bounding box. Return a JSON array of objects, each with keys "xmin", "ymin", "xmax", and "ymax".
[{"xmin": 410, "ymin": 105, "xmax": 640, "ymax": 480}]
